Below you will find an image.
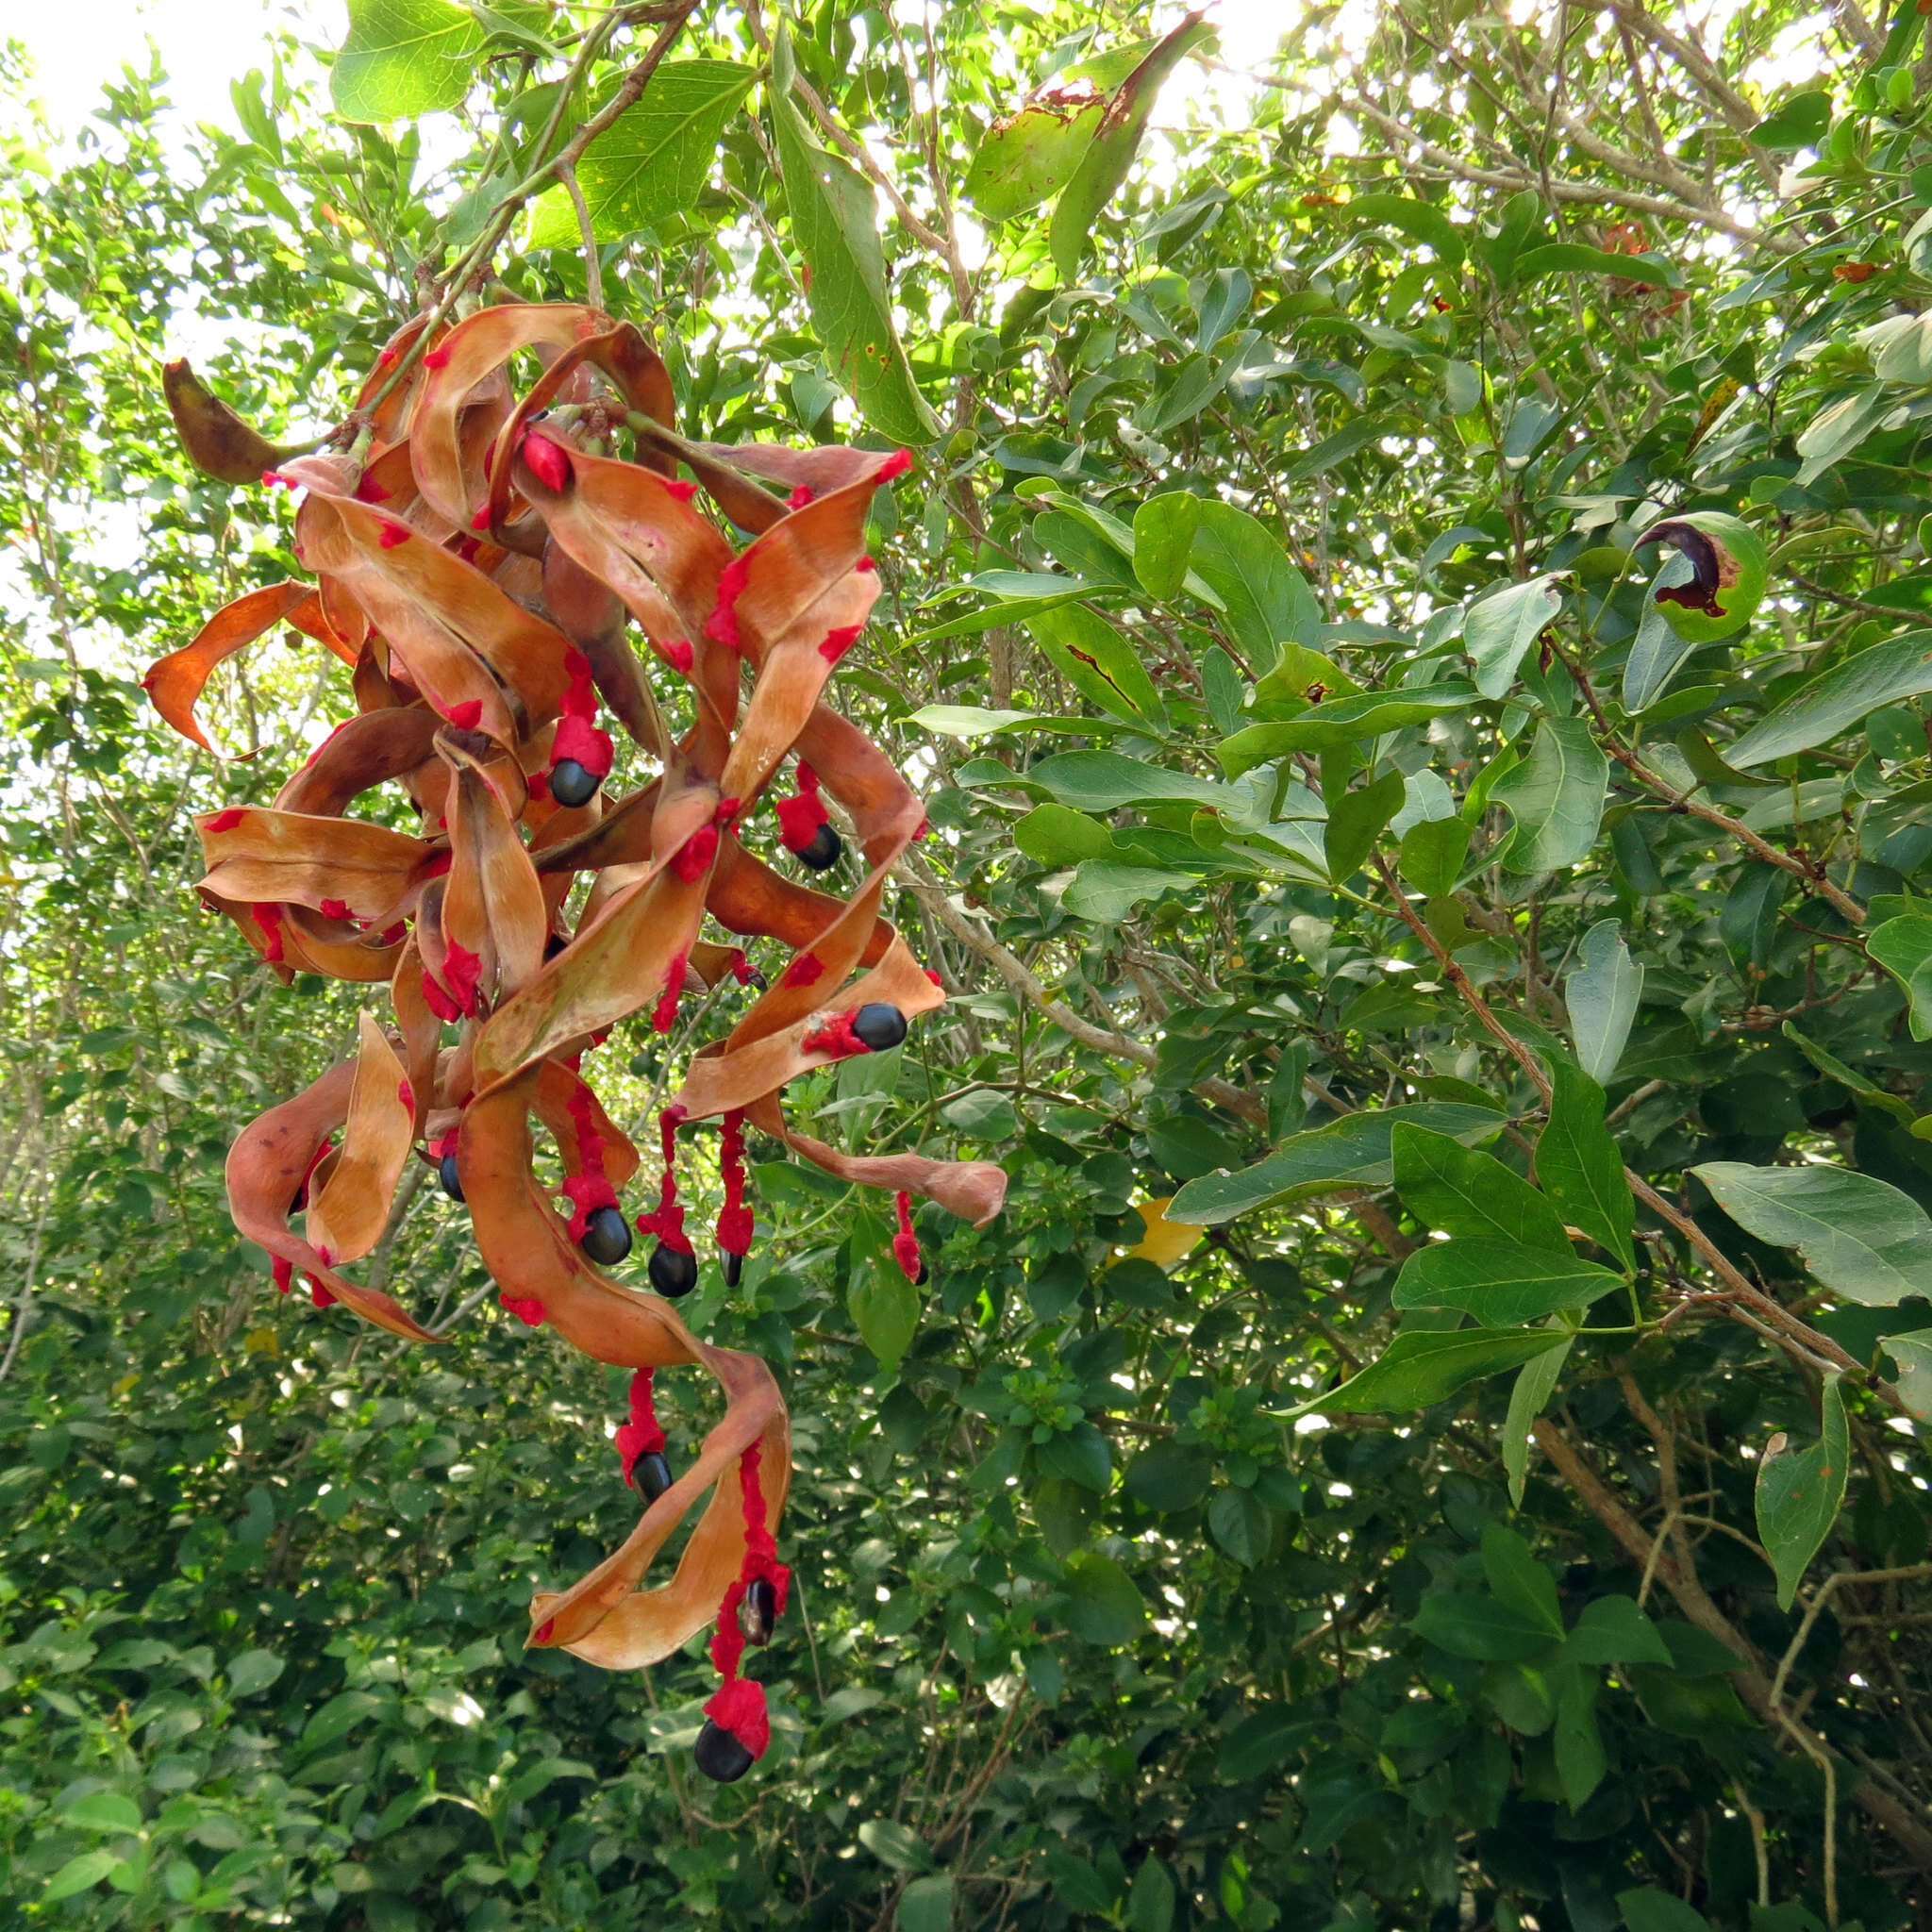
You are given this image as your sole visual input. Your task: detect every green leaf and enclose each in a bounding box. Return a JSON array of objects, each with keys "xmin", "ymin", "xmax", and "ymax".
[
  {"xmin": 1865, "ymin": 913, "xmax": 1932, "ymax": 1040},
  {"xmin": 1756, "ymin": 1374, "xmax": 1850, "ymax": 1610},
  {"xmin": 1026, "ymin": 605, "xmax": 1168, "ymax": 730},
  {"xmin": 1208, "ymin": 1488, "xmax": 1271, "ymax": 1567},
  {"xmin": 1517, "ymin": 242, "xmax": 1678, "ymax": 287},
  {"xmin": 1883, "ymin": 1333, "xmax": 1932, "ymax": 1418},
  {"xmin": 1126, "ymin": 1853, "xmax": 1177, "ymax": 1932},
  {"xmin": 1049, "ymin": 15, "xmax": 1211, "ymax": 281},
  {"xmin": 331, "ymin": 0, "xmax": 484, "ymax": 122},
  {"xmin": 1621, "ymin": 554, "xmax": 1702, "ymax": 710},
  {"xmin": 525, "ymin": 63, "xmax": 757, "ymax": 244},
  {"xmin": 1027, "ymin": 749, "xmax": 1234, "ymax": 813},
  {"xmin": 1324, "ymin": 768, "xmax": 1405, "ymax": 883},
  {"xmin": 1491, "ymin": 717, "xmax": 1608, "ymax": 872},
  {"xmin": 1060, "ymin": 1549, "xmax": 1146, "ymax": 1644},
  {"xmin": 1147, "ymin": 352, "xmax": 1232, "ymax": 433},
  {"xmin": 1062, "ymin": 862, "xmax": 1195, "ymax": 922},
  {"xmin": 964, "ymin": 88, "xmax": 1108, "ymax": 221},
  {"xmin": 1568, "ymin": 920, "xmax": 1643, "ymax": 1086},
  {"xmin": 1014, "ymin": 804, "xmax": 1115, "ymax": 867},
  {"xmin": 1564, "ymin": 1595, "xmax": 1674, "ymax": 1666},
  {"xmin": 820, "ymin": 1685, "xmax": 888, "ymax": 1725},
  {"xmin": 1554, "ymin": 1662, "xmax": 1607, "ymax": 1808},
  {"xmin": 1134, "ymin": 491, "xmax": 1203, "ymax": 600},
  {"xmin": 43, "ymin": 1849, "xmax": 121, "ymax": 1902},
  {"xmin": 898, "ymin": 1874, "xmax": 955, "ymax": 1932},
  {"xmin": 851, "ymin": 1261, "xmax": 921, "ymax": 1372},
  {"xmin": 1286, "ymin": 414, "xmax": 1401, "ymax": 484},
  {"xmin": 64, "ymin": 1792, "xmax": 144, "ymax": 1834},
  {"xmin": 1693, "ymin": 1159, "xmax": 1932, "ymax": 1304},
  {"xmin": 1538, "ymin": 1064, "xmax": 1637, "ymax": 1271},
  {"xmin": 1218, "ymin": 683, "xmax": 1478, "ymax": 770},
  {"xmin": 225, "ymin": 1648, "xmax": 285, "ymax": 1697},
  {"xmin": 1346, "ymin": 193, "xmax": 1465, "ymax": 266},
  {"xmin": 1795, "ymin": 382, "xmax": 1892, "ymax": 486},
  {"xmin": 1045, "ymin": 1852, "xmax": 1116, "ymax": 1915},
  {"xmin": 1310, "ymin": 1325, "xmax": 1570, "ymax": 1415},
  {"xmin": 1466, "ymin": 575, "xmax": 1563, "ymax": 699},
  {"xmin": 860, "ymin": 1818, "xmax": 934, "ymax": 1873},
  {"xmin": 1170, "ymin": 1104, "xmax": 1508, "ymax": 1224},
  {"xmin": 1125, "ymin": 1439, "xmax": 1213, "ymax": 1511},
  {"xmin": 1749, "ymin": 88, "xmax": 1833, "ymax": 150},
  {"xmin": 770, "ymin": 28, "xmax": 940, "ymax": 445},
  {"xmin": 1398, "ymin": 816, "xmax": 1470, "ymax": 898},
  {"xmin": 1504, "ymin": 1330, "xmax": 1574, "ymax": 1507},
  {"xmin": 1391, "ymin": 1125, "xmax": 1572, "ymax": 1252},
  {"xmin": 1727, "ymin": 629, "xmax": 1932, "ymax": 766},
  {"xmin": 1039, "ymin": 1420, "xmax": 1111, "ymax": 1493},
  {"xmin": 1783, "ymin": 1022, "xmax": 1913, "ymax": 1121},
  {"xmin": 1482, "ymin": 1522, "xmax": 1564, "ymax": 1636},
  {"xmin": 1619, "ymin": 1890, "xmax": 1714, "ymax": 1932},
  {"xmin": 1217, "ymin": 1705, "xmax": 1313, "ymax": 1780},
  {"xmin": 1411, "ymin": 1591, "xmax": 1562, "ymax": 1661},
  {"xmin": 1189, "ymin": 501, "xmax": 1322, "ymax": 672},
  {"xmin": 1392, "ymin": 1237, "xmax": 1623, "ymax": 1324}
]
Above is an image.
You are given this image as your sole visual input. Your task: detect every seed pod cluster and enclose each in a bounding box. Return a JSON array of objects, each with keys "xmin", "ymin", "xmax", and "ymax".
[{"xmin": 147, "ymin": 303, "xmax": 1008, "ymax": 1777}]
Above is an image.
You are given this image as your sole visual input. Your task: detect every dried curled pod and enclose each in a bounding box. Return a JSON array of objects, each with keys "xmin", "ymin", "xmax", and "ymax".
[{"xmin": 145, "ymin": 304, "xmax": 1008, "ymax": 1779}]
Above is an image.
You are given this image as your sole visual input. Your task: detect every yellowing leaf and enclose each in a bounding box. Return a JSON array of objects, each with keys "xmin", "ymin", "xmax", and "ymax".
[{"xmin": 1124, "ymin": 1195, "xmax": 1203, "ymax": 1270}]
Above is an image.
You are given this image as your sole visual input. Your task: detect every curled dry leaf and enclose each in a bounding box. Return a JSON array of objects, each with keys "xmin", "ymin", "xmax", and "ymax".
[{"xmin": 147, "ymin": 300, "xmax": 1007, "ymax": 1778}]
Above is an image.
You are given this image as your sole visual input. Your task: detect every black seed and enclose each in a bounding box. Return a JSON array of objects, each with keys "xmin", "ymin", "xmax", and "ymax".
[
  {"xmin": 633, "ymin": 1450, "xmax": 673, "ymax": 1504},
  {"xmin": 914, "ymin": 1261, "xmax": 929, "ymax": 1288},
  {"xmin": 852, "ymin": 1002, "xmax": 908, "ymax": 1052},
  {"xmin": 580, "ymin": 1205, "xmax": 633, "ymax": 1266},
  {"xmin": 741, "ymin": 1576, "xmax": 778, "ymax": 1644},
  {"xmin": 723, "ymin": 1250, "xmax": 744, "ymax": 1288},
  {"xmin": 439, "ymin": 1152, "xmax": 465, "ymax": 1203},
  {"xmin": 649, "ymin": 1242, "xmax": 698, "ymax": 1297},
  {"xmin": 693, "ymin": 1720, "xmax": 754, "ymax": 1783},
  {"xmin": 543, "ymin": 929, "xmax": 568, "ymax": 961},
  {"xmin": 744, "ymin": 969, "xmax": 769, "ymax": 992},
  {"xmin": 796, "ymin": 822, "xmax": 842, "ymax": 871},
  {"xmin": 549, "ymin": 758, "xmax": 601, "ymax": 808}
]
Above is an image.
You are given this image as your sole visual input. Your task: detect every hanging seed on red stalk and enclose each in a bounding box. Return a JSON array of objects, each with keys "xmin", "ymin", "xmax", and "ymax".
[
  {"xmin": 742, "ymin": 1575, "xmax": 779, "ymax": 1643},
  {"xmin": 548, "ymin": 758, "xmax": 601, "ymax": 808},
  {"xmin": 580, "ymin": 1205, "xmax": 633, "ymax": 1266},
  {"xmin": 853, "ymin": 1003, "xmax": 908, "ymax": 1051},
  {"xmin": 795, "ymin": 822, "xmax": 842, "ymax": 871},
  {"xmin": 649, "ymin": 1242, "xmax": 699, "ymax": 1297},
  {"xmin": 634, "ymin": 1451, "xmax": 673, "ymax": 1504},
  {"xmin": 693, "ymin": 1721, "xmax": 755, "ymax": 1783}
]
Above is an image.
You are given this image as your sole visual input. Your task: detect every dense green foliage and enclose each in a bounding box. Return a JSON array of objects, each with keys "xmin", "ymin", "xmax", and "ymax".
[{"xmin": 4, "ymin": 2, "xmax": 1932, "ymax": 1928}]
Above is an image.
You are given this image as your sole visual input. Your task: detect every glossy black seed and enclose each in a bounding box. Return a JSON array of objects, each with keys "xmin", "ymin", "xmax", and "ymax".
[
  {"xmin": 693, "ymin": 1721, "xmax": 754, "ymax": 1783},
  {"xmin": 649, "ymin": 1241, "xmax": 699, "ymax": 1297},
  {"xmin": 741, "ymin": 1575, "xmax": 778, "ymax": 1644},
  {"xmin": 438, "ymin": 1152, "xmax": 465, "ymax": 1203},
  {"xmin": 633, "ymin": 1450, "xmax": 673, "ymax": 1504},
  {"xmin": 579, "ymin": 1205, "xmax": 633, "ymax": 1266},
  {"xmin": 543, "ymin": 929, "xmax": 568, "ymax": 961},
  {"xmin": 549, "ymin": 758, "xmax": 601, "ymax": 808},
  {"xmin": 795, "ymin": 822, "xmax": 842, "ymax": 871},
  {"xmin": 723, "ymin": 1250, "xmax": 744, "ymax": 1288},
  {"xmin": 744, "ymin": 969, "xmax": 769, "ymax": 992},
  {"xmin": 914, "ymin": 1261, "xmax": 929, "ymax": 1288},
  {"xmin": 852, "ymin": 1002, "xmax": 908, "ymax": 1052}
]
